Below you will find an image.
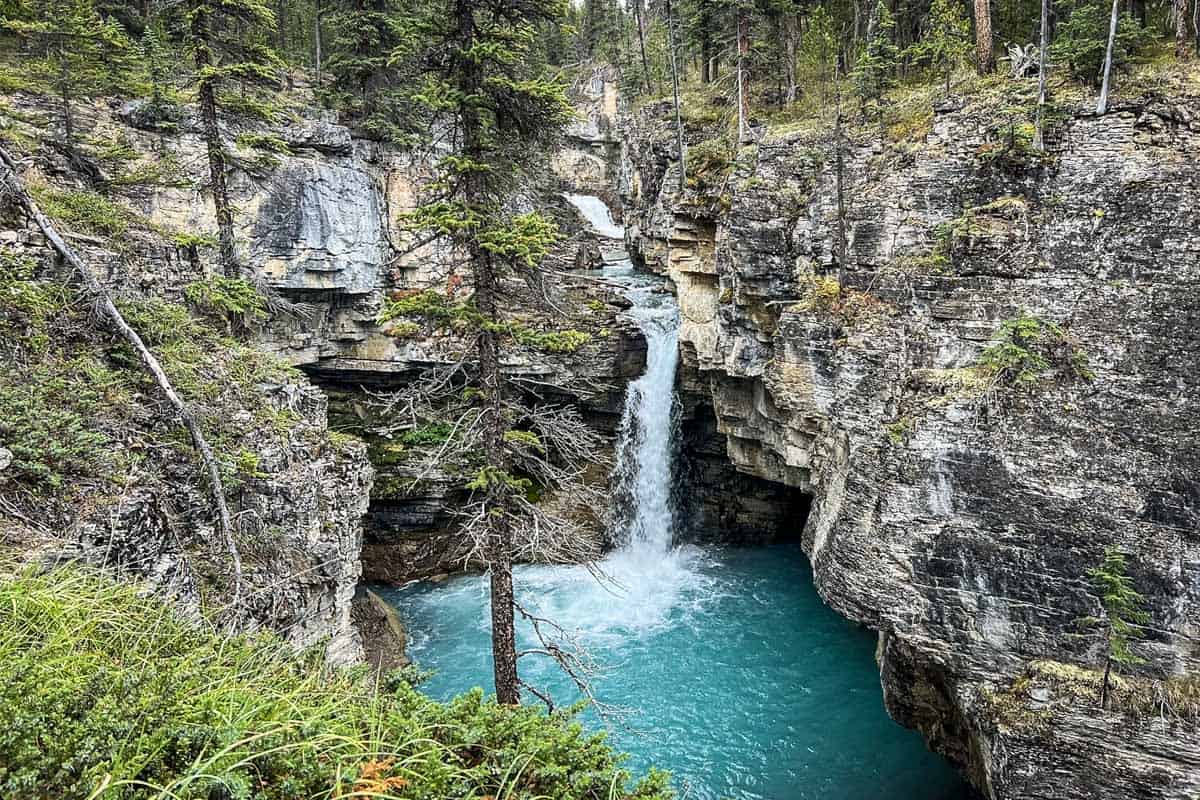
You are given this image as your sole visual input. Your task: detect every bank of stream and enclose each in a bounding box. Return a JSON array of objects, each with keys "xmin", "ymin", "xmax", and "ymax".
[{"xmin": 377, "ymin": 196, "xmax": 977, "ymax": 800}]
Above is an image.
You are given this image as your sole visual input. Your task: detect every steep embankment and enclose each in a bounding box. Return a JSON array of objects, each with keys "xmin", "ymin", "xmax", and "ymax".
[
  {"xmin": 622, "ymin": 71, "xmax": 1200, "ymax": 798},
  {"xmin": 0, "ymin": 68, "xmax": 643, "ymax": 652}
]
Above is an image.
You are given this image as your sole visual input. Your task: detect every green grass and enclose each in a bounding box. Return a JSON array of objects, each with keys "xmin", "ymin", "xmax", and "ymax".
[{"xmin": 0, "ymin": 565, "xmax": 673, "ymax": 800}]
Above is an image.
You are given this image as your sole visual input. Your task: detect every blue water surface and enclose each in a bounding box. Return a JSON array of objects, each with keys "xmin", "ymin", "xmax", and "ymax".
[{"xmin": 376, "ymin": 544, "xmax": 977, "ymax": 800}]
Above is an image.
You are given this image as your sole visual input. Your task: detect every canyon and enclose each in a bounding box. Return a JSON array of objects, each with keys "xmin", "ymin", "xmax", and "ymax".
[{"xmin": 2, "ymin": 62, "xmax": 1199, "ymax": 799}]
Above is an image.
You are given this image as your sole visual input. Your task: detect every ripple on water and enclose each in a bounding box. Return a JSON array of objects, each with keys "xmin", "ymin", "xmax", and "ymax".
[{"xmin": 376, "ymin": 544, "xmax": 979, "ymax": 800}]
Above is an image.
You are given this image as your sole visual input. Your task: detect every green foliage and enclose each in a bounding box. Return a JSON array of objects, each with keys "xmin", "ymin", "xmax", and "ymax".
[
  {"xmin": 172, "ymin": 231, "xmax": 219, "ymax": 248},
  {"xmin": 0, "ymin": 565, "xmax": 674, "ymax": 799},
  {"xmin": 2, "ymin": 0, "xmax": 135, "ymax": 140},
  {"xmin": 851, "ymin": 0, "xmax": 899, "ymax": 123},
  {"xmin": 183, "ymin": 276, "xmax": 268, "ymax": 327},
  {"xmin": 479, "ymin": 212, "xmax": 561, "ymax": 267},
  {"xmin": 885, "ymin": 417, "xmax": 913, "ymax": 445},
  {"xmin": 234, "ymin": 131, "xmax": 293, "ymax": 154},
  {"xmin": 1051, "ymin": 4, "xmax": 1149, "ymax": 86},
  {"xmin": 978, "ymin": 313, "xmax": 1094, "ymax": 387},
  {"xmin": 904, "ymin": 0, "xmax": 971, "ymax": 93},
  {"xmin": 29, "ymin": 185, "xmax": 141, "ymax": 238},
  {"xmin": 401, "ymin": 422, "xmax": 454, "ymax": 447},
  {"xmin": 515, "ymin": 327, "xmax": 591, "ymax": 353},
  {"xmin": 504, "ymin": 428, "xmax": 546, "ymax": 453},
  {"xmin": 1087, "ymin": 547, "xmax": 1149, "ymax": 667}
]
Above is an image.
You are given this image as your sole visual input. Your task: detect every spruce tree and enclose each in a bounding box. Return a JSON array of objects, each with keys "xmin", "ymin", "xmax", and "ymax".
[
  {"xmin": 183, "ymin": 0, "xmax": 281, "ymax": 276},
  {"xmin": 1087, "ymin": 547, "xmax": 1149, "ymax": 708},
  {"xmin": 4, "ymin": 0, "xmax": 132, "ymax": 146},
  {"xmin": 383, "ymin": 0, "xmax": 575, "ymax": 705}
]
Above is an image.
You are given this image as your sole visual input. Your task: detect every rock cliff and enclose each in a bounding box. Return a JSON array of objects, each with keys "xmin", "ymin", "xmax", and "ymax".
[{"xmin": 621, "ymin": 77, "xmax": 1200, "ymax": 798}]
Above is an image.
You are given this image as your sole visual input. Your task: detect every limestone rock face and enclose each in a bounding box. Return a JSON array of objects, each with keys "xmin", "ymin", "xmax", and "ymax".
[
  {"xmin": 251, "ymin": 158, "xmax": 387, "ymax": 294},
  {"xmin": 623, "ymin": 93, "xmax": 1200, "ymax": 798}
]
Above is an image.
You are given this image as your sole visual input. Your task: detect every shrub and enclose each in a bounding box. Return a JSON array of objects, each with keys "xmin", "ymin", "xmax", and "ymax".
[
  {"xmin": 978, "ymin": 313, "xmax": 1094, "ymax": 387},
  {"xmin": 183, "ymin": 276, "xmax": 268, "ymax": 328},
  {"xmin": 0, "ymin": 565, "xmax": 673, "ymax": 800}
]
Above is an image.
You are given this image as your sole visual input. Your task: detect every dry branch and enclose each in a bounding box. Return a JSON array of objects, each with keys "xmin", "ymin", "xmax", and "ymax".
[{"xmin": 0, "ymin": 145, "xmax": 244, "ymax": 609}]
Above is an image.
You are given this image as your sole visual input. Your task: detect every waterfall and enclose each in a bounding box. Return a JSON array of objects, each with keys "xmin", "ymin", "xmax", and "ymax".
[
  {"xmin": 565, "ymin": 193, "xmax": 681, "ymax": 556},
  {"xmin": 564, "ymin": 193, "xmax": 626, "ymax": 240}
]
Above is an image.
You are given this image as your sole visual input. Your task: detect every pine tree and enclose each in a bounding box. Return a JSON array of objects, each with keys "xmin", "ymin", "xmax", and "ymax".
[
  {"xmin": 183, "ymin": 0, "xmax": 281, "ymax": 276},
  {"xmin": 852, "ymin": 0, "xmax": 899, "ymax": 133},
  {"xmin": 907, "ymin": 0, "xmax": 971, "ymax": 95},
  {"xmin": 1087, "ymin": 547, "xmax": 1149, "ymax": 708},
  {"xmin": 4, "ymin": 0, "xmax": 133, "ymax": 146},
  {"xmin": 383, "ymin": 0, "xmax": 576, "ymax": 705}
]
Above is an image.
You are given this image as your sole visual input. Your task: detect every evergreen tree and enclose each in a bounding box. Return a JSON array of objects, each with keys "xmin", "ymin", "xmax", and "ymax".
[
  {"xmin": 384, "ymin": 0, "xmax": 576, "ymax": 705},
  {"xmin": 852, "ymin": 0, "xmax": 898, "ymax": 131},
  {"xmin": 907, "ymin": 0, "xmax": 971, "ymax": 94},
  {"xmin": 323, "ymin": 0, "xmax": 416, "ymax": 140},
  {"xmin": 1087, "ymin": 547, "xmax": 1149, "ymax": 708},
  {"xmin": 183, "ymin": 0, "xmax": 281, "ymax": 275},
  {"xmin": 3, "ymin": 0, "xmax": 133, "ymax": 145}
]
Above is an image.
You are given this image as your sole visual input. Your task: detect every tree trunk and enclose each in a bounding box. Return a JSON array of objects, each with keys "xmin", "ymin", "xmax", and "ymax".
[
  {"xmin": 58, "ymin": 60, "xmax": 73, "ymax": 145},
  {"xmin": 1195, "ymin": 0, "xmax": 1199, "ymax": 57},
  {"xmin": 454, "ymin": 0, "xmax": 519, "ymax": 706},
  {"xmin": 1176, "ymin": 0, "xmax": 1189, "ymax": 58},
  {"xmin": 1194, "ymin": 0, "xmax": 1199, "ymax": 57},
  {"xmin": 191, "ymin": 11, "xmax": 239, "ymax": 276},
  {"xmin": 277, "ymin": 0, "xmax": 287, "ymax": 54},
  {"xmin": 834, "ymin": 72, "xmax": 848, "ymax": 270},
  {"xmin": 634, "ymin": 0, "xmax": 654, "ymax": 95},
  {"xmin": 974, "ymin": 0, "xmax": 993, "ymax": 73},
  {"xmin": 736, "ymin": 6, "xmax": 751, "ymax": 143},
  {"xmin": 1100, "ymin": 654, "xmax": 1112, "ymax": 709},
  {"xmin": 666, "ymin": 0, "xmax": 687, "ymax": 192},
  {"xmin": 783, "ymin": 13, "xmax": 799, "ymax": 105},
  {"xmin": 1034, "ymin": 0, "xmax": 1049, "ymax": 149},
  {"xmin": 1097, "ymin": 0, "xmax": 1121, "ymax": 114},
  {"xmin": 314, "ymin": 0, "xmax": 323, "ymax": 88},
  {"xmin": 0, "ymin": 145, "xmax": 242, "ymax": 609}
]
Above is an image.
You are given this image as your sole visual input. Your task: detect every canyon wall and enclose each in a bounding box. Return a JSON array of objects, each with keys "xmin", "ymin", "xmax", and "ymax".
[{"xmin": 622, "ymin": 86, "xmax": 1200, "ymax": 798}]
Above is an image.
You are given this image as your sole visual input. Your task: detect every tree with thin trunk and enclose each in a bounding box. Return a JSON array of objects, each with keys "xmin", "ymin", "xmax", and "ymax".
[
  {"xmin": 1096, "ymin": 0, "xmax": 1121, "ymax": 114},
  {"xmin": 1034, "ymin": 0, "xmax": 1049, "ymax": 149},
  {"xmin": 1085, "ymin": 547, "xmax": 1148, "ymax": 709},
  {"xmin": 183, "ymin": 0, "xmax": 280, "ymax": 276},
  {"xmin": 1175, "ymin": 0, "xmax": 1189, "ymax": 58},
  {"xmin": 633, "ymin": 0, "xmax": 655, "ymax": 95},
  {"xmin": 386, "ymin": 0, "xmax": 576, "ymax": 706},
  {"xmin": 974, "ymin": 0, "xmax": 993, "ymax": 73},
  {"xmin": 666, "ymin": 0, "xmax": 687, "ymax": 191},
  {"xmin": 736, "ymin": 2, "xmax": 751, "ymax": 142}
]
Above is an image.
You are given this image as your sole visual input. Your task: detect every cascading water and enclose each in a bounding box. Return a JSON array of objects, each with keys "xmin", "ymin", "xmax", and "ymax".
[{"xmin": 376, "ymin": 196, "xmax": 978, "ymax": 800}]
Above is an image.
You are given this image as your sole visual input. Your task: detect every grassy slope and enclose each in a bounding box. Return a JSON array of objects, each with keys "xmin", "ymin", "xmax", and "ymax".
[{"xmin": 0, "ymin": 565, "xmax": 672, "ymax": 800}]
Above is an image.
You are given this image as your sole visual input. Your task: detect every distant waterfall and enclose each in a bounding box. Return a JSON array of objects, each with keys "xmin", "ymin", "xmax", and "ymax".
[{"xmin": 564, "ymin": 193, "xmax": 681, "ymax": 554}]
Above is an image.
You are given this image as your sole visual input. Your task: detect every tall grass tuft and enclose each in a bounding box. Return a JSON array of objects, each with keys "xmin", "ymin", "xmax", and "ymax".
[{"xmin": 0, "ymin": 565, "xmax": 673, "ymax": 800}]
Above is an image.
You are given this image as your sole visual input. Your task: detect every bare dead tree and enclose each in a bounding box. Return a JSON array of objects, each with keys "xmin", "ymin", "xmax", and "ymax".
[
  {"xmin": 0, "ymin": 144, "xmax": 243, "ymax": 608},
  {"xmin": 1033, "ymin": 0, "xmax": 1049, "ymax": 150},
  {"xmin": 1097, "ymin": 0, "xmax": 1121, "ymax": 114}
]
